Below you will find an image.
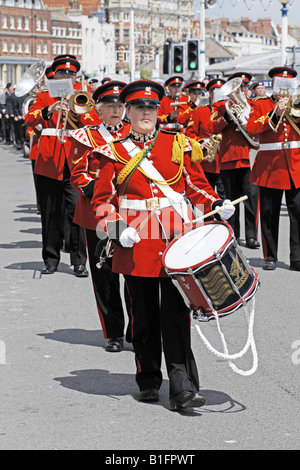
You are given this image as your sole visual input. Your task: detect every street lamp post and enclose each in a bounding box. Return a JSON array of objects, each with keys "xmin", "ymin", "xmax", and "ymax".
[{"xmin": 278, "ymin": 0, "xmax": 291, "ymax": 66}]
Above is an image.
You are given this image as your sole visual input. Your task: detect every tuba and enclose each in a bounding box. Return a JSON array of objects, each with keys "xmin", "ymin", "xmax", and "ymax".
[
  {"xmin": 222, "ymin": 77, "xmax": 259, "ymax": 147},
  {"xmin": 15, "ymin": 61, "xmax": 46, "ymax": 97}
]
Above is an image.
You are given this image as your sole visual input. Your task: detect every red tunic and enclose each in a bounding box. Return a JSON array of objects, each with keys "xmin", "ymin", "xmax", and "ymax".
[
  {"xmin": 157, "ymin": 94, "xmax": 189, "ymax": 124},
  {"xmin": 91, "ymin": 131, "xmax": 220, "ymax": 277},
  {"xmin": 69, "ymin": 122, "xmax": 131, "ymax": 230},
  {"xmin": 185, "ymin": 104, "xmax": 221, "ymax": 174},
  {"xmin": 246, "ymin": 96, "xmax": 300, "ymax": 190},
  {"xmin": 211, "ymin": 99, "xmax": 253, "ymax": 170},
  {"xmin": 24, "ymin": 83, "xmax": 100, "ymax": 181}
]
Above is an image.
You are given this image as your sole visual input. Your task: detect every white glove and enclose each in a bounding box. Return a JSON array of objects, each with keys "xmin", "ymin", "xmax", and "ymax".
[
  {"xmin": 119, "ymin": 227, "xmax": 141, "ymax": 248},
  {"xmin": 218, "ymin": 199, "xmax": 235, "ymax": 221}
]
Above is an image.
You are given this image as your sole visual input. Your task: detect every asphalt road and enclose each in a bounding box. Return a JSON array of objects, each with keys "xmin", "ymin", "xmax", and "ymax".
[{"xmin": 0, "ymin": 143, "xmax": 300, "ymax": 452}]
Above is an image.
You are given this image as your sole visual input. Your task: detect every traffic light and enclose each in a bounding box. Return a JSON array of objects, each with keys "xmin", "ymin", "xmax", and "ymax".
[
  {"xmin": 187, "ymin": 39, "xmax": 199, "ymax": 71},
  {"xmin": 163, "ymin": 43, "xmax": 171, "ymax": 75},
  {"xmin": 173, "ymin": 44, "xmax": 184, "ymax": 74}
]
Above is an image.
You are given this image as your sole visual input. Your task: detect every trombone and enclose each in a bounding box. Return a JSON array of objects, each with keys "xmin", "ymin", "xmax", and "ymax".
[
  {"xmin": 56, "ymin": 76, "xmax": 95, "ymax": 144},
  {"xmin": 269, "ymin": 87, "xmax": 290, "ymax": 132}
]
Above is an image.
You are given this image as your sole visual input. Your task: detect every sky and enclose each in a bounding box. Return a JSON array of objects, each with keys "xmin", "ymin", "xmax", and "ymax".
[{"xmin": 200, "ymin": 0, "xmax": 300, "ymax": 27}]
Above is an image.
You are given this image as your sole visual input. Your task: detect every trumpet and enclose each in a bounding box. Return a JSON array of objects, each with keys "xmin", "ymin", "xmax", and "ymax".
[
  {"xmin": 204, "ymin": 134, "xmax": 222, "ymax": 162},
  {"xmin": 269, "ymin": 87, "xmax": 289, "ymax": 132}
]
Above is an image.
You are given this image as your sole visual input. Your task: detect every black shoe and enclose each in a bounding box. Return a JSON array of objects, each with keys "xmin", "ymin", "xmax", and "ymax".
[
  {"xmin": 290, "ymin": 262, "xmax": 300, "ymax": 272},
  {"xmin": 169, "ymin": 391, "xmax": 205, "ymax": 411},
  {"xmin": 246, "ymin": 238, "xmax": 260, "ymax": 249},
  {"xmin": 139, "ymin": 388, "xmax": 159, "ymax": 402},
  {"xmin": 105, "ymin": 337, "xmax": 123, "ymax": 352},
  {"xmin": 263, "ymin": 260, "xmax": 276, "ymax": 271},
  {"xmin": 41, "ymin": 264, "xmax": 57, "ymax": 274},
  {"xmin": 74, "ymin": 264, "xmax": 89, "ymax": 277}
]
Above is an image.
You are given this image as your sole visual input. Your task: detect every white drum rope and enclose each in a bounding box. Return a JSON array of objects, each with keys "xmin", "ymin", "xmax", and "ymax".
[{"xmin": 193, "ymin": 297, "xmax": 258, "ymax": 376}]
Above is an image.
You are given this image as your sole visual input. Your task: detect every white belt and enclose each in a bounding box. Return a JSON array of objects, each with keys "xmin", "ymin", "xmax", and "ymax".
[
  {"xmin": 259, "ymin": 141, "xmax": 300, "ymax": 151},
  {"xmin": 119, "ymin": 197, "xmax": 171, "ymax": 211},
  {"xmin": 41, "ymin": 129, "xmax": 72, "ymax": 137}
]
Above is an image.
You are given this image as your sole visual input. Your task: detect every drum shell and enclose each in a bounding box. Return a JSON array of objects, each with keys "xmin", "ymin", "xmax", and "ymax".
[{"xmin": 162, "ymin": 221, "xmax": 259, "ymax": 318}]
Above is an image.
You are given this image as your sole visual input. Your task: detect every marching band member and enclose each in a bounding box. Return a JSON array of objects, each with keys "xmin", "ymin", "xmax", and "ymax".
[
  {"xmin": 211, "ymin": 71, "xmax": 260, "ymax": 249},
  {"xmin": 247, "ymin": 66, "xmax": 300, "ymax": 271},
  {"xmin": 68, "ymin": 81, "xmax": 131, "ymax": 352},
  {"xmin": 25, "ymin": 56, "xmax": 99, "ymax": 276},
  {"xmin": 177, "ymin": 80, "xmax": 205, "ymax": 131},
  {"xmin": 157, "ymin": 75, "xmax": 188, "ymax": 127},
  {"xmin": 91, "ymin": 79, "xmax": 235, "ymax": 410},
  {"xmin": 185, "ymin": 78, "xmax": 226, "ymax": 199}
]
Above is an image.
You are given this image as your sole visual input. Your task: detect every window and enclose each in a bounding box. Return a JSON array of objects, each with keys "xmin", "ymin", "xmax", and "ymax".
[
  {"xmin": 24, "ymin": 42, "xmax": 30, "ymax": 54},
  {"xmin": 2, "ymin": 41, "xmax": 8, "ymax": 53},
  {"xmin": 36, "ymin": 18, "xmax": 41, "ymax": 31},
  {"xmin": 17, "ymin": 17, "xmax": 22, "ymax": 30},
  {"xmin": 17, "ymin": 42, "xmax": 22, "ymax": 53},
  {"xmin": 2, "ymin": 15, "xmax": 7, "ymax": 29},
  {"xmin": 36, "ymin": 42, "xmax": 41, "ymax": 54},
  {"xmin": 113, "ymin": 12, "xmax": 119, "ymax": 21},
  {"xmin": 43, "ymin": 43, "xmax": 47, "ymax": 54},
  {"xmin": 10, "ymin": 41, "xmax": 15, "ymax": 53},
  {"xmin": 124, "ymin": 29, "xmax": 129, "ymax": 39},
  {"xmin": 24, "ymin": 16, "xmax": 29, "ymax": 30},
  {"xmin": 42, "ymin": 19, "xmax": 47, "ymax": 31},
  {"xmin": 10, "ymin": 16, "xmax": 15, "ymax": 29}
]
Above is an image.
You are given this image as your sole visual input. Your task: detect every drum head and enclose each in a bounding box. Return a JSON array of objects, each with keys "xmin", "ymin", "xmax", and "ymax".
[{"xmin": 163, "ymin": 222, "xmax": 230, "ymax": 271}]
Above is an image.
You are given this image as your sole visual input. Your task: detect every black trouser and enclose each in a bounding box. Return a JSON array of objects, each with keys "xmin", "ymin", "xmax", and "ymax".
[
  {"xmin": 221, "ymin": 168, "xmax": 259, "ymax": 240},
  {"xmin": 205, "ymin": 171, "xmax": 226, "ymax": 200},
  {"xmin": 259, "ymin": 185, "xmax": 300, "ymax": 264},
  {"xmin": 36, "ymin": 173, "xmax": 87, "ymax": 268},
  {"xmin": 124, "ymin": 275, "xmax": 199, "ymax": 399},
  {"xmin": 85, "ymin": 229, "xmax": 131, "ymax": 340}
]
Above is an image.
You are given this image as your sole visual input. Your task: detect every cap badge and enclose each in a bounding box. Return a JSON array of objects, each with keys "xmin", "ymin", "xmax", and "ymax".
[
  {"xmin": 113, "ymin": 86, "xmax": 119, "ymax": 94},
  {"xmin": 145, "ymin": 86, "xmax": 152, "ymax": 95}
]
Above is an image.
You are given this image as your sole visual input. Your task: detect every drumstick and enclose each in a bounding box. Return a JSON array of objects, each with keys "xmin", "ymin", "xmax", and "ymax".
[
  {"xmin": 134, "ymin": 205, "xmax": 158, "ymax": 234},
  {"xmin": 191, "ymin": 195, "xmax": 248, "ymax": 224}
]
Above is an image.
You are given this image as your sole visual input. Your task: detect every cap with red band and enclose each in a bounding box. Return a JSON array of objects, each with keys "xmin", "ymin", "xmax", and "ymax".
[
  {"xmin": 51, "ymin": 58, "xmax": 80, "ymax": 74},
  {"xmin": 93, "ymin": 80, "xmax": 127, "ymax": 103},
  {"xmin": 45, "ymin": 66, "xmax": 55, "ymax": 80},
  {"xmin": 268, "ymin": 66, "xmax": 297, "ymax": 79},
  {"xmin": 227, "ymin": 71, "xmax": 252, "ymax": 84},
  {"xmin": 119, "ymin": 80, "xmax": 165, "ymax": 105},
  {"xmin": 164, "ymin": 75, "xmax": 184, "ymax": 87},
  {"xmin": 183, "ymin": 80, "xmax": 205, "ymax": 92},
  {"xmin": 206, "ymin": 78, "xmax": 226, "ymax": 91}
]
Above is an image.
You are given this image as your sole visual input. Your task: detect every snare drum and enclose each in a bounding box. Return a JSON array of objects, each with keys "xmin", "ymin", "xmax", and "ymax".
[{"xmin": 162, "ymin": 221, "xmax": 259, "ymax": 320}]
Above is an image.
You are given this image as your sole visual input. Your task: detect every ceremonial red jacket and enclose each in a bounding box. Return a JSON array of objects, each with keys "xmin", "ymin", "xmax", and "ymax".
[
  {"xmin": 185, "ymin": 104, "xmax": 221, "ymax": 174},
  {"xmin": 69, "ymin": 121, "xmax": 131, "ymax": 230},
  {"xmin": 247, "ymin": 96, "xmax": 300, "ymax": 190},
  {"xmin": 24, "ymin": 83, "xmax": 100, "ymax": 181},
  {"xmin": 177, "ymin": 101, "xmax": 196, "ymax": 129},
  {"xmin": 211, "ymin": 99, "xmax": 253, "ymax": 170},
  {"xmin": 157, "ymin": 94, "xmax": 188, "ymax": 124},
  {"xmin": 91, "ymin": 131, "xmax": 220, "ymax": 277}
]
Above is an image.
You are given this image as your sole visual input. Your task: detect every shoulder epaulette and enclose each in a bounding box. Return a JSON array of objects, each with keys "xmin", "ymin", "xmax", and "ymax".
[{"xmin": 69, "ymin": 128, "xmax": 92, "ymax": 147}]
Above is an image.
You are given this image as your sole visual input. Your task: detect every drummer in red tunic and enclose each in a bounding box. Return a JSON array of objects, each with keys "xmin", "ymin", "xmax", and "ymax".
[
  {"xmin": 247, "ymin": 66, "xmax": 300, "ymax": 271},
  {"xmin": 91, "ymin": 79, "xmax": 236, "ymax": 411},
  {"xmin": 68, "ymin": 81, "xmax": 131, "ymax": 352}
]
